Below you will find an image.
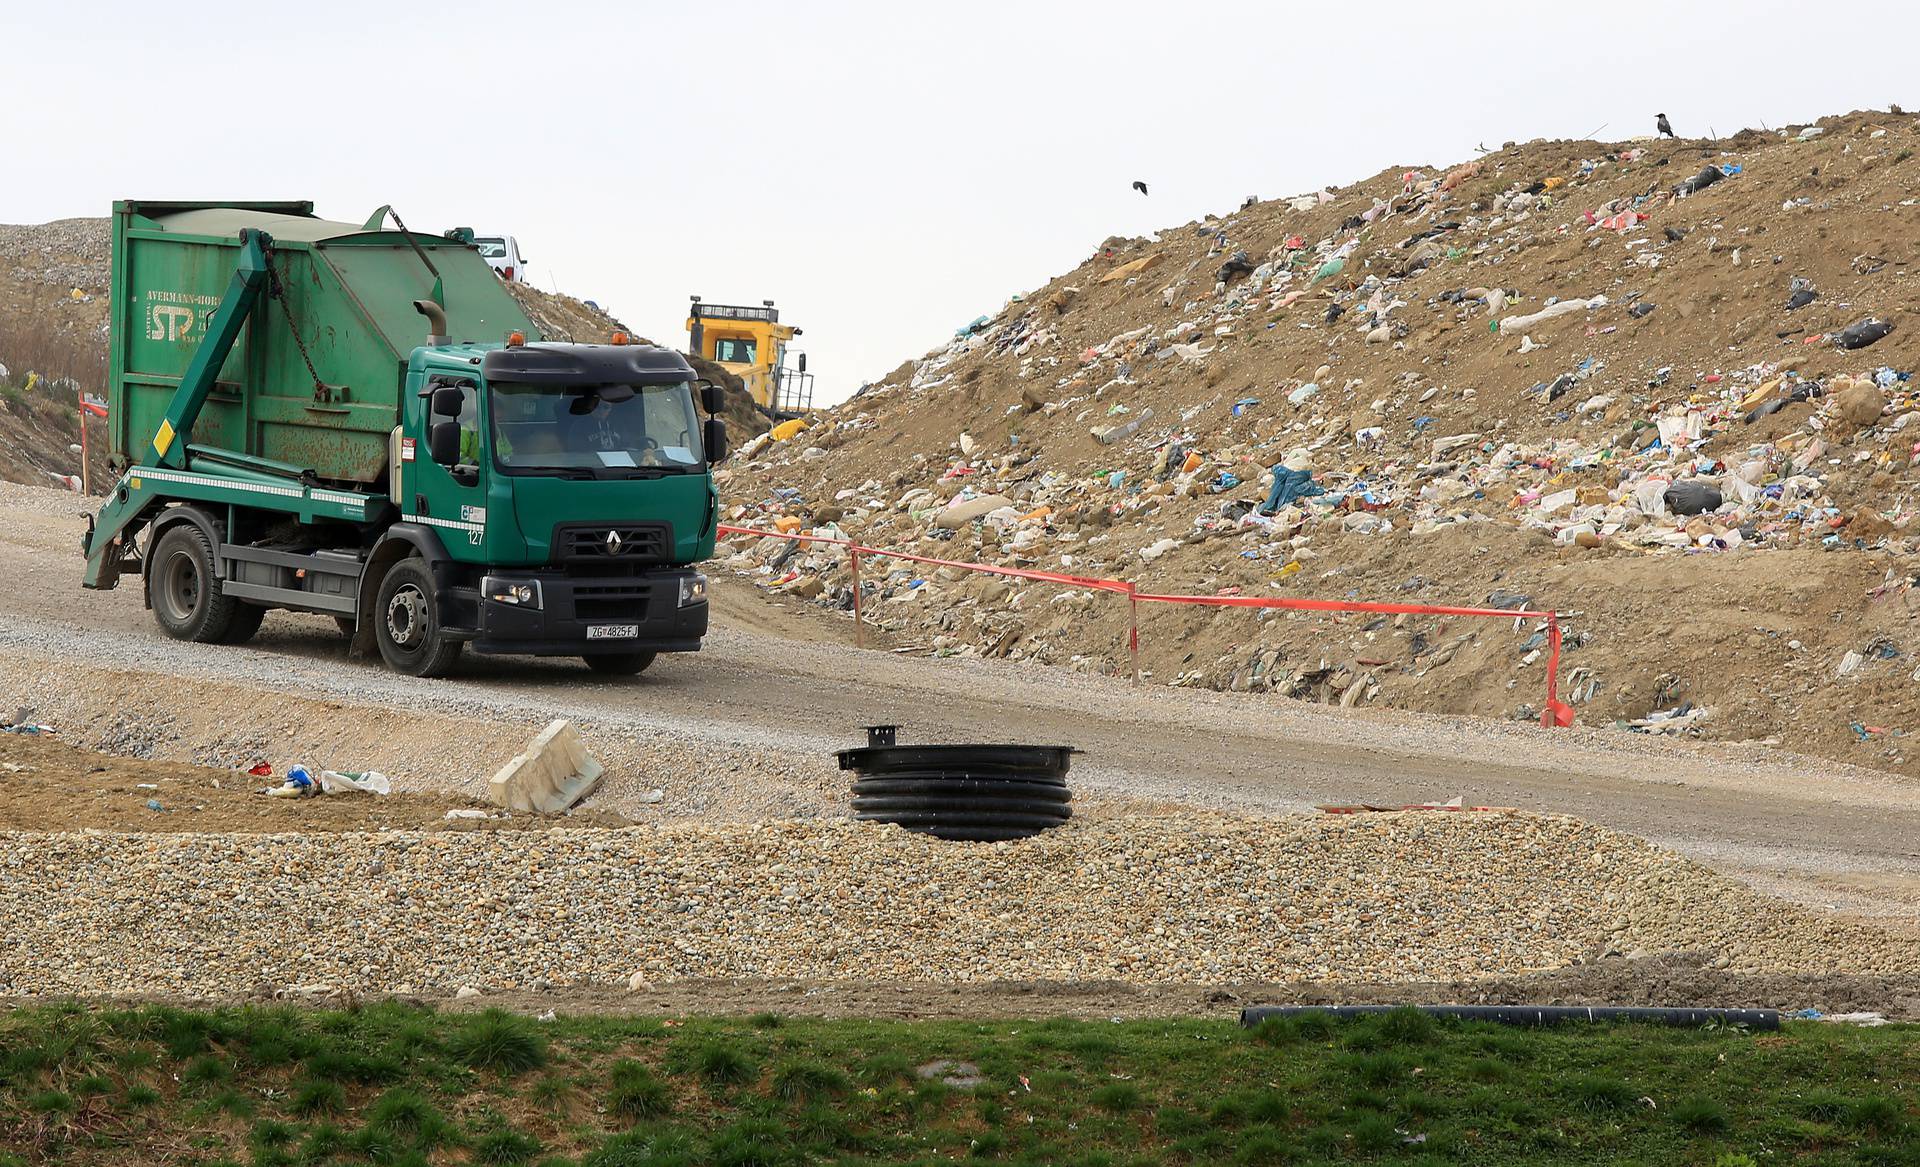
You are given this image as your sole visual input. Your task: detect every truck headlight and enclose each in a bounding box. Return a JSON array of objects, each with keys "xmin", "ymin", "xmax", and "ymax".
[
  {"xmin": 678, "ymin": 573, "xmax": 709, "ymax": 608},
  {"xmin": 483, "ymin": 577, "xmax": 543, "ymax": 609}
]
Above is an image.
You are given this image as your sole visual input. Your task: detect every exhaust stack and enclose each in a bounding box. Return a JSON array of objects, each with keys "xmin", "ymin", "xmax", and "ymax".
[{"xmin": 412, "ymin": 299, "xmax": 449, "ymax": 346}]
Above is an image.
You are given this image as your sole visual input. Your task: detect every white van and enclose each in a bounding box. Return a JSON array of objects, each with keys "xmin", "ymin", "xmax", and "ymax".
[{"xmin": 472, "ymin": 234, "xmax": 528, "ymax": 282}]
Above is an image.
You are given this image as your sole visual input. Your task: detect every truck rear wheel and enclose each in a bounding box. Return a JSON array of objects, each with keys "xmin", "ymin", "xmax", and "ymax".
[
  {"xmin": 219, "ymin": 603, "xmax": 268, "ymax": 645},
  {"xmin": 583, "ymin": 652, "xmax": 656, "ymax": 677},
  {"xmin": 374, "ymin": 558, "xmax": 463, "ymax": 677},
  {"xmin": 150, "ymin": 524, "xmax": 241, "ymax": 643}
]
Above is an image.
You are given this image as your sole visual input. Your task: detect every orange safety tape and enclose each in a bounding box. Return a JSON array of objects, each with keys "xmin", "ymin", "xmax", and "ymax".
[{"xmin": 717, "ymin": 524, "xmax": 1573, "ymax": 727}]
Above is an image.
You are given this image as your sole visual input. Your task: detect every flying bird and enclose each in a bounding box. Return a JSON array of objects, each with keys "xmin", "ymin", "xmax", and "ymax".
[
  {"xmin": 1656, "ymin": 113, "xmax": 1675, "ymax": 139},
  {"xmin": 1132, "ymin": 180, "xmax": 1149, "ymax": 196}
]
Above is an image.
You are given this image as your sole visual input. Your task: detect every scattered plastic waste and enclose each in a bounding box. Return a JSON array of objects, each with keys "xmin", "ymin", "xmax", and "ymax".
[{"xmin": 265, "ymin": 763, "xmax": 393, "ymax": 799}]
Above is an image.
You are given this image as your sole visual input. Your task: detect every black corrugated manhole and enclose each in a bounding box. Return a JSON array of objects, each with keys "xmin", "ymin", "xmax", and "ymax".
[{"xmin": 836, "ymin": 725, "xmax": 1077, "ymax": 841}]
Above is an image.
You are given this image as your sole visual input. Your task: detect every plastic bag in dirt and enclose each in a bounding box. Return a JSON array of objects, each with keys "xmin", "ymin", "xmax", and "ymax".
[
  {"xmin": 1215, "ymin": 250, "xmax": 1255, "ymax": 284},
  {"xmin": 1674, "ymin": 164, "xmax": 1728, "ymax": 196},
  {"xmin": 1837, "ymin": 318, "xmax": 1894, "ymax": 350},
  {"xmin": 1632, "ymin": 478, "xmax": 1672, "ymax": 516},
  {"xmin": 317, "ymin": 770, "xmax": 392, "ymax": 795},
  {"xmin": 1664, "ymin": 480, "xmax": 1723, "ymax": 516},
  {"xmin": 1728, "ymin": 460, "xmax": 1769, "ymax": 505},
  {"xmin": 1656, "ymin": 410, "xmax": 1703, "ymax": 448}
]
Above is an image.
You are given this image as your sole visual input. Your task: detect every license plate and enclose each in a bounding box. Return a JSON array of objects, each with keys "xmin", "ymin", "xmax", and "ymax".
[{"xmin": 586, "ymin": 624, "xmax": 639, "ymax": 640}]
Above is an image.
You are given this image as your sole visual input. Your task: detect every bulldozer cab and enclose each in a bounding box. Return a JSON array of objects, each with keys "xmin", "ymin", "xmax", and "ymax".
[{"xmin": 687, "ymin": 296, "xmax": 812, "ymax": 419}]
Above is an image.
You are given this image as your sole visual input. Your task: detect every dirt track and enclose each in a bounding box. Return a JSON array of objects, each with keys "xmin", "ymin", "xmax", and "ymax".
[{"xmin": 2, "ymin": 481, "xmax": 1918, "ymax": 923}]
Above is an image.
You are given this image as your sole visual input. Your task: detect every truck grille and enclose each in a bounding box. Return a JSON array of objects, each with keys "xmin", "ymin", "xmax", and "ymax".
[
  {"xmin": 554, "ymin": 522, "xmax": 670, "ymax": 564},
  {"xmin": 572, "ymin": 582, "xmax": 653, "ymax": 622}
]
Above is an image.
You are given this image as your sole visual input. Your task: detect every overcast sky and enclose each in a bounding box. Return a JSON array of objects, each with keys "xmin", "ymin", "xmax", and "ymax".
[{"xmin": 5, "ymin": 0, "xmax": 1914, "ymax": 404}]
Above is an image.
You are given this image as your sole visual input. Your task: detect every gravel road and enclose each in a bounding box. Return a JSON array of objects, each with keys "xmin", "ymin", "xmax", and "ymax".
[{"xmin": 3, "ymin": 480, "xmax": 1918, "ymax": 923}]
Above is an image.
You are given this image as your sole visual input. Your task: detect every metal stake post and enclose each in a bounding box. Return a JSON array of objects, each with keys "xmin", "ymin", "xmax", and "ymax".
[
  {"xmin": 1129, "ymin": 586, "xmax": 1140, "ymax": 685},
  {"xmin": 850, "ymin": 545, "xmax": 864, "ymax": 649}
]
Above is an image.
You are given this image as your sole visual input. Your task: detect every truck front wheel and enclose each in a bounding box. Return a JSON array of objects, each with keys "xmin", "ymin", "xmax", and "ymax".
[
  {"xmin": 374, "ymin": 559, "xmax": 463, "ymax": 677},
  {"xmin": 584, "ymin": 652, "xmax": 656, "ymax": 677},
  {"xmin": 150, "ymin": 524, "xmax": 241, "ymax": 643}
]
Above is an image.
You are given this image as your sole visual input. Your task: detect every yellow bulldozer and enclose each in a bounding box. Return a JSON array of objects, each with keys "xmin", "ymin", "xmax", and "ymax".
[{"xmin": 686, "ymin": 296, "xmax": 812, "ymax": 419}]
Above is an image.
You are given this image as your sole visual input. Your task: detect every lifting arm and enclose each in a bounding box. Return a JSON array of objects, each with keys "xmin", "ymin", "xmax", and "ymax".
[{"xmin": 150, "ymin": 227, "xmax": 272, "ymax": 470}]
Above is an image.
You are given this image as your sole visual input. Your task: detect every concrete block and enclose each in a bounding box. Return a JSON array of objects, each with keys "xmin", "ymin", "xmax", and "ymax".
[{"xmin": 489, "ymin": 719, "xmax": 604, "ymax": 813}]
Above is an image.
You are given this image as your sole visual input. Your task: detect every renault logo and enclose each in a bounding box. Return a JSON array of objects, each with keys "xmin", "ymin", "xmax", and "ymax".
[{"xmin": 603, "ymin": 530, "xmax": 624, "ymax": 555}]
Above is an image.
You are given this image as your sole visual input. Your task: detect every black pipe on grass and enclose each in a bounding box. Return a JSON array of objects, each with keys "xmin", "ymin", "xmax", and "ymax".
[{"xmin": 1238, "ymin": 1005, "xmax": 1781, "ymax": 1030}]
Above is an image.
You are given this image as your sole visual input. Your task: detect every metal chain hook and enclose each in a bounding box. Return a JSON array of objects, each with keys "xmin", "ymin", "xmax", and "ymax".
[{"xmin": 265, "ymin": 248, "xmax": 329, "ymax": 402}]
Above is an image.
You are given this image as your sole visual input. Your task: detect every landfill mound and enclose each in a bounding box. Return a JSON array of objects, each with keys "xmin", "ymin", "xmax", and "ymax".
[
  {"xmin": 0, "ymin": 218, "xmax": 110, "ymax": 487},
  {"xmin": 720, "ymin": 107, "xmax": 1920, "ymax": 774},
  {"xmin": 4, "ymin": 809, "xmax": 1911, "ymax": 997},
  {"xmin": 0, "ymin": 218, "xmax": 766, "ymax": 489}
]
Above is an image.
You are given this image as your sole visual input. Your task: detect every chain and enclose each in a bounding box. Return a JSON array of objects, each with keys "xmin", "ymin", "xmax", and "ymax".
[{"xmin": 266, "ymin": 249, "xmax": 329, "ymax": 401}]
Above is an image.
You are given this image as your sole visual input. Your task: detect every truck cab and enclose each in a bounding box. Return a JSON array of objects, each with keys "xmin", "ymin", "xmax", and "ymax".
[{"xmin": 387, "ymin": 338, "xmax": 723, "ymax": 674}]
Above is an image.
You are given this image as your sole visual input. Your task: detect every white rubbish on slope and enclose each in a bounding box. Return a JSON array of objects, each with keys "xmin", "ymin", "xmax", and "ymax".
[{"xmin": 1497, "ymin": 295, "xmax": 1609, "ymax": 333}]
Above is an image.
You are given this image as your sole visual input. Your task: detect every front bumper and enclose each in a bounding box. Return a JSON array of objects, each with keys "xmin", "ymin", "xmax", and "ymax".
[{"xmin": 471, "ymin": 569, "xmax": 708, "ymax": 656}]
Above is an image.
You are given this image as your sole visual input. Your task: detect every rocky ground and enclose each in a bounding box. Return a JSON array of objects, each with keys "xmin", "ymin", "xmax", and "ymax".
[
  {"xmin": 2, "ymin": 754, "xmax": 1913, "ymax": 1001},
  {"xmin": 720, "ymin": 108, "xmax": 1920, "ymax": 777}
]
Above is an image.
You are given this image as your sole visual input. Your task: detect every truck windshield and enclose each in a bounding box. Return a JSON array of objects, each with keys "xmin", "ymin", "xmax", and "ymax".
[
  {"xmin": 474, "ymin": 237, "xmax": 508, "ymax": 258},
  {"xmin": 489, "ymin": 381, "xmax": 705, "ymax": 475}
]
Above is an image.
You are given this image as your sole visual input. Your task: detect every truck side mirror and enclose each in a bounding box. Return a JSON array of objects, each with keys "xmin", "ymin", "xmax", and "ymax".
[
  {"xmin": 699, "ymin": 382, "xmax": 724, "ymax": 415},
  {"xmin": 703, "ymin": 417, "xmax": 727, "ymax": 462},
  {"xmin": 431, "ymin": 386, "xmax": 465, "ymax": 417},
  {"xmin": 428, "ymin": 420, "xmax": 461, "ymax": 465},
  {"xmin": 798, "ymin": 353, "xmax": 807, "ymax": 374}
]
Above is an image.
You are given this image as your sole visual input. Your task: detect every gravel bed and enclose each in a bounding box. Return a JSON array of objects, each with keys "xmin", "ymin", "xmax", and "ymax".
[
  {"xmin": 0, "ymin": 478, "xmax": 96, "ymax": 518},
  {"xmin": 1, "ymin": 813, "xmax": 1909, "ymax": 999}
]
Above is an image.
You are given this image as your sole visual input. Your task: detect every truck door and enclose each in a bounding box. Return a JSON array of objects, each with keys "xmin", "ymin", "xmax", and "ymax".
[{"xmin": 405, "ymin": 373, "xmax": 489, "ymax": 555}]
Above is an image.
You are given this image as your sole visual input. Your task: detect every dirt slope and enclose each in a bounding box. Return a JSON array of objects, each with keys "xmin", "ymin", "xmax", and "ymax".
[
  {"xmin": 721, "ymin": 108, "xmax": 1920, "ymax": 775},
  {"xmin": 0, "ymin": 218, "xmax": 110, "ymax": 486}
]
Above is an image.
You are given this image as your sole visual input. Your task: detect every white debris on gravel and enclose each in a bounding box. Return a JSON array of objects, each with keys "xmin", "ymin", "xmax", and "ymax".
[{"xmin": 0, "ymin": 813, "xmax": 1908, "ymax": 998}]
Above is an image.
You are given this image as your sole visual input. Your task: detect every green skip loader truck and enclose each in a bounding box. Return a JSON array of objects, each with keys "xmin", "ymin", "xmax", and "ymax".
[{"xmin": 81, "ymin": 200, "xmax": 725, "ymax": 677}]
